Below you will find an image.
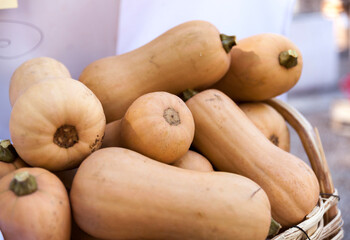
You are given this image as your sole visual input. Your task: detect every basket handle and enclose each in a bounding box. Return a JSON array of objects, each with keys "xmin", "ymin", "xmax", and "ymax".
[{"xmin": 265, "ymin": 98, "xmax": 338, "ymax": 224}]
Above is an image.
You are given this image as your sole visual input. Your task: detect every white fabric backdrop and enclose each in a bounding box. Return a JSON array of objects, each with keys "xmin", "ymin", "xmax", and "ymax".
[
  {"xmin": 117, "ymin": 0, "xmax": 296, "ymax": 54},
  {"xmin": 0, "ymin": 0, "xmax": 119, "ymax": 140},
  {"xmin": 0, "ymin": 0, "xmax": 294, "ymax": 238}
]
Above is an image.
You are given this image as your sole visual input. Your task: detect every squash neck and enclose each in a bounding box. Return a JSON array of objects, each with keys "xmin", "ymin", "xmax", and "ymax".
[
  {"xmin": 53, "ymin": 124, "xmax": 79, "ymax": 148},
  {"xmin": 220, "ymin": 34, "xmax": 236, "ymax": 53},
  {"xmin": 279, "ymin": 49, "xmax": 298, "ymax": 69},
  {"xmin": 10, "ymin": 171, "xmax": 38, "ymax": 196},
  {"xmin": 0, "ymin": 139, "xmax": 18, "ymax": 163}
]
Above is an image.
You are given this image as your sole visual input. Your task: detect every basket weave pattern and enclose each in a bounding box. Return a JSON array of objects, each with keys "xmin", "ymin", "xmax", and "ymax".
[{"xmin": 266, "ymin": 99, "xmax": 344, "ymax": 240}]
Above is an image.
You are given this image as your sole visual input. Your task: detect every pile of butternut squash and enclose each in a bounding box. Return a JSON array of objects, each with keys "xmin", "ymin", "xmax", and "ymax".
[{"xmin": 0, "ymin": 20, "xmax": 320, "ymax": 240}]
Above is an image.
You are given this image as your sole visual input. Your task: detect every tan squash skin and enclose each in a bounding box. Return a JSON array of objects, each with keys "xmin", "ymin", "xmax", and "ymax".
[
  {"xmin": 79, "ymin": 20, "xmax": 232, "ymax": 123},
  {"xmin": 101, "ymin": 119, "xmax": 122, "ymax": 148},
  {"xmin": 9, "ymin": 78, "xmax": 106, "ymax": 171},
  {"xmin": 0, "ymin": 157, "xmax": 28, "ymax": 179},
  {"xmin": 0, "ymin": 168, "xmax": 71, "ymax": 240},
  {"xmin": 70, "ymin": 148, "xmax": 271, "ymax": 240},
  {"xmin": 186, "ymin": 89, "xmax": 319, "ymax": 227},
  {"xmin": 173, "ymin": 150, "xmax": 214, "ymax": 172},
  {"xmin": 9, "ymin": 57, "xmax": 71, "ymax": 106},
  {"xmin": 120, "ymin": 92, "xmax": 195, "ymax": 164},
  {"xmin": 239, "ymin": 102, "xmax": 290, "ymax": 152},
  {"xmin": 213, "ymin": 33, "xmax": 303, "ymax": 101}
]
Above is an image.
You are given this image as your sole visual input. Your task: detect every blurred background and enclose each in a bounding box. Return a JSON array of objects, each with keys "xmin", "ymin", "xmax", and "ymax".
[
  {"xmin": 288, "ymin": 1, "xmax": 350, "ymax": 238},
  {"xmin": 0, "ymin": 0, "xmax": 349, "ymax": 238}
]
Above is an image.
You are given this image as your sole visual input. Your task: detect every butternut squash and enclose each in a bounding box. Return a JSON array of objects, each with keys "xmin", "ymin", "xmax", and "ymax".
[
  {"xmin": 239, "ymin": 102, "xmax": 290, "ymax": 151},
  {"xmin": 173, "ymin": 150, "xmax": 214, "ymax": 172},
  {"xmin": 9, "ymin": 78, "xmax": 106, "ymax": 171},
  {"xmin": 9, "ymin": 57, "xmax": 71, "ymax": 106},
  {"xmin": 120, "ymin": 92, "xmax": 195, "ymax": 164},
  {"xmin": 101, "ymin": 119, "xmax": 122, "ymax": 148},
  {"xmin": 213, "ymin": 33, "xmax": 302, "ymax": 101},
  {"xmin": 185, "ymin": 89, "xmax": 319, "ymax": 227},
  {"xmin": 70, "ymin": 147, "xmax": 271, "ymax": 240},
  {"xmin": 0, "ymin": 140, "xmax": 28, "ymax": 178},
  {"xmin": 79, "ymin": 20, "xmax": 235, "ymax": 122},
  {"xmin": 0, "ymin": 168, "xmax": 71, "ymax": 239}
]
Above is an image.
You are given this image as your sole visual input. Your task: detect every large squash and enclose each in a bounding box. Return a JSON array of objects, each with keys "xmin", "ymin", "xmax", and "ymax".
[
  {"xmin": 186, "ymin": 89, "xmax": 319, "ymax": 227},
  {"xmin": 120, "ymin": 92, "xmax": 195, "ymax": 164},
  {"xmin": 212, "ymin": 33, "xmax": 302, "ymax": 101},
  {"xmin": 70, "ymin": 147, "xmax": 271, "ymax": 240},
  {"xmin": 9, "ymin": 57, "xmax": 71, "ymax": 106},
  {"xmin": 79, "ymin": 20, "xmax": 235, "ymax": 122},
  {"xmin": 239, "ymin": 102, "xmax": 290, "ymax": 151},
  {"xmin": 0, "ymin": 168, "xmax": 71, "ymax": 239},
  {"xmin": 10, "ymin": 78, "xmax": 106, "ymax": 171}
]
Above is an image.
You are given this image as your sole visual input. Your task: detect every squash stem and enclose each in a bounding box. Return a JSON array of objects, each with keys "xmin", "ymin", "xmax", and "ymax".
[
  {"xmin": 220, "ymin": 34, "xmax": 236, "ymax": 53},
  {"xmin": 0, "ymin": 139, "xmax": 18, "ymax": 163},
  {"xmin": 180, "ymin": 89, "xmax": 199, "ymax": 102},
  {"xmin": 9, "ymin": 171, "xmax": 38, "ymax": 196},
  {"xmin": 268, "ymin": 218, "xmax": 282, "ymax": 237},
  {"xmin": 279, "ymin": 49, "xmax": 298, "ymax": 69}
]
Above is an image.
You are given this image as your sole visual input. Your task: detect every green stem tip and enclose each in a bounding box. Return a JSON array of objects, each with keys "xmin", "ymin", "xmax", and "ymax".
[
  {"xmin": 279, "ymin": 49, "xmax": 298, "ymax": 69},
  {"xmin": 268, "ymin": 218, "xmax": 282, "ymax": 238},
  {"xmin": 220, "ymin": 34, "xmax": 236, "ymax": 53},
  {"xmin": 0, "ymin": 139, "xmax": 18, "ymax": 163},
  {"xmin": 9, "ymin": 171, "xmax": 38, "ymax": 196},
  {"xmin": 180, "ymin": 89, "xmax": 199, "ymax": 102}
]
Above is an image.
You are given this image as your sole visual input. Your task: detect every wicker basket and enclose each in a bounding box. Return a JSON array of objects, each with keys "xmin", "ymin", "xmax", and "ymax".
[{"xmin": 265, "ymin": 98, "xmax": 344, "ymax": 240}]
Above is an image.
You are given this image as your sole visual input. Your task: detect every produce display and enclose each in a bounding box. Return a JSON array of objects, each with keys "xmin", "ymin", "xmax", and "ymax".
[{"xmin": 0, "ymin": 20, "xmax": 327, "ymax": 239}]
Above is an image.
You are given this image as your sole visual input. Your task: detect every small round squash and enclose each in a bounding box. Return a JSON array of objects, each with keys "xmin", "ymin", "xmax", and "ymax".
[
  {"xmin": 0, "ymin": 140, "xmax": 28, "ymax": 178},
  {"xmin": 9, "ymin": 57, "xmax": 71, "ymax": 106},
  {"xmin": 9, "ymin": 78, "xmax": 106, "ymax": 171},
  {"xmin": 213, "ymin": 33, "xmax": 303, "ymax": 101},
  {"xmin": 120, "ymin": 92, "xmax": 195, "ymax": 164},
  {"xmin": 0, "ymin": 168, "xmax": 71, "ymax": 240},
  {"xmin": 239, "ymin": 102, "xmax": 290, "ymax": 152},
  {"xmin": 173, "ymin": 150, "xmax": 214, "ymax": 172}
]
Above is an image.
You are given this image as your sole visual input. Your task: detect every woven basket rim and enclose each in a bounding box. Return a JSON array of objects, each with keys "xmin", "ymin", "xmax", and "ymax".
[
  {"xmin": 265, "ymin": 98, "xmax": 344, "ymax": 240},
  {"xmin": 271, "ymin": 189, "xmax": 343, "ymax": 239}
]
